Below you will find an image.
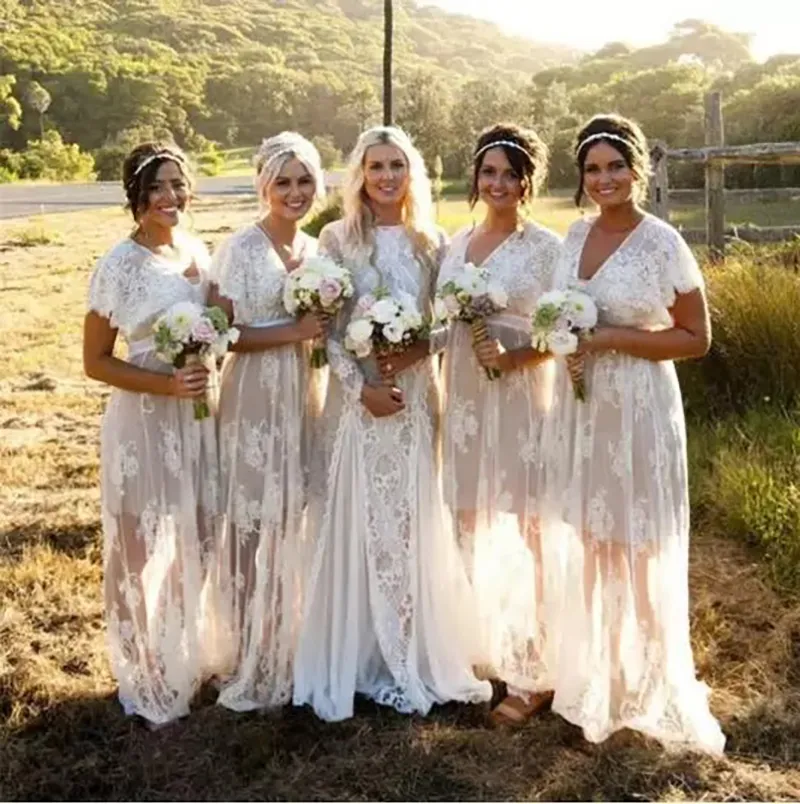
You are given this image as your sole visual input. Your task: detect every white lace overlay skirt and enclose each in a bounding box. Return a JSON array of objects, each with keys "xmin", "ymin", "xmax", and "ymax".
[
  {"xmin": 99, "ymin": 353, "xmax": 219, "ymax": 726},
  {"xmin": 542, "ymin": 354, "xmax": 725, "ymax": 754},
  {"xmin": 293, "ymin": 359, "xmax": 492, "ymax": 722},
  {"xmin": 441, "ymin": 322, "xmax": 562, "ymax": 694},
  {"xmin": 208, "ymin": 346, "xmax": 323, "ymax": 711}
]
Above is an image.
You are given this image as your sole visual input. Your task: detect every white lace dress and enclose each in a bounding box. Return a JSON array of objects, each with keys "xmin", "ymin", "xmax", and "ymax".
[
  {"xmin": 439, "ymin": 222, "xmax": 563, "ymax": 695},
  {"xmin": 208, "ymin": 224, "xmax": 325, "ymax": 711},
  {"xmin": 87, "ymin": 234, "xmax": 219, "ymax": 726},
  {"xmin": 293, "ymin": 221, "xmax": 492, "ymax": 722},
  {"xmin": 542, "ymin": 214, "xmax": 725, "ymax": 753}
]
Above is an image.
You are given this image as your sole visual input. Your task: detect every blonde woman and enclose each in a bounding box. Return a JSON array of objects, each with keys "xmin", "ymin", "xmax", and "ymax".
[
  {"xmin": 293, "ymin": 126, "xmax": 492, "ymax": 722},
  {"xmin": 83, "ymin": 142, "xmax": 217, "ymax": 728},
  {"xmin": 206, "ymin": 132, "xmax": 327, "ymax": 711},
  {"xmin": 438, "ymin": 123, "xmax": 563, "ymax": 726}
]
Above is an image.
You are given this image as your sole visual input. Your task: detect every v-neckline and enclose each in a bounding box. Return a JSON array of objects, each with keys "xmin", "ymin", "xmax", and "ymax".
[
  {"xmin": 129, "ymin": 237, "xmax": 201, "ymax": 285},
  {"xmin": 576, "ymin": 214, "xmax": 647, "ymax": 283},
  {"xmin": 255, "ymin": 223, "xmax": 307, "ymax": 273},
  {"xmin": 463, "ymin": 223, "xmax": 521, "ymax": 269}
]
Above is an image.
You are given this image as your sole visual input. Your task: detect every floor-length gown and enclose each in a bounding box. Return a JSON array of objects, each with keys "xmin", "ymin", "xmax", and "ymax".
[
  {"xmin": 87, "ymin": 233, "xmax": 219, "ymax": 726},
  {"xmin": 293, "ymin": 220, "xmax": 492, "ymax": 722},
  {"xmin": 208, "ymin": 224, "xmax": 324, "ymax": 711},
  {"xmin": 439, "ymin": 221, "xmax": 563, "ymax": 695},
  {"xmin": 542, "ymin": 213, "xmax": 725, "ymax": 753}
]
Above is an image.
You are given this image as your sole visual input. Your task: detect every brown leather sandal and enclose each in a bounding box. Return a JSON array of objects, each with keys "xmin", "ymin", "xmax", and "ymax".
[{"xmin": 488, "ymin": 690, "xmax": 554, "ymax": 729}]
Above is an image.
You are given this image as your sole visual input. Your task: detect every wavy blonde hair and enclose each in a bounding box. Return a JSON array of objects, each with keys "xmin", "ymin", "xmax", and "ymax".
[{"xmin": 341, "ymin": 126, "xmax": 439, "ymax": 306}]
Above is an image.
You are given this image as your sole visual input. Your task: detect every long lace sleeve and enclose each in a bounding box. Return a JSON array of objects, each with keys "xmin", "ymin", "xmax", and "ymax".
[
  {"xmin": 428, "ymin": 228, "xmax": 451, "ymax": 355},
  {"xmin": 319, "ymin": 224, "xmax": 365, "ymax": 402}
]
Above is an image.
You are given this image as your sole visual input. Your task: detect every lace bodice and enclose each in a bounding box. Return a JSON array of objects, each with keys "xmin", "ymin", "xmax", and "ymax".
[
  {"xmin": 87, "ymin": 234, "xmax": 211, "ymax": 343},
  {"xmin": 318, "ymin": 220, "xmax": 447, "ymax": 398},
  {"xmin": 210, "ymin": 224, "xmax": 317, "ymax": 325},
  {"xmin": 440, "ymin": 221, "xmax": 562, "ymax": 316},
  {"xmin": 556, "ymin": 214, "xmax": 704, "ymax": 329}
]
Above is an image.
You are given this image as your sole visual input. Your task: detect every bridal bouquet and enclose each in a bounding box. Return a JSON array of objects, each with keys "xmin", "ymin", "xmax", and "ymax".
[
  {"xmin": 344, "ymin": 289, "xmax": 428, "ymax": 378},
  {"xmin": 530, "ymin": 288, "xmax": 598, "ymax": 401},
  {"xmin": 283, "ymin": 254, "xmax": 355, "ymax": 368},
  {"xmin": 436, "ymin": 262, "xmax": 508, "ymax": 379},
  {"xmin": 153, "ymin": 301, "xmax": 239, "ymax": 419}
]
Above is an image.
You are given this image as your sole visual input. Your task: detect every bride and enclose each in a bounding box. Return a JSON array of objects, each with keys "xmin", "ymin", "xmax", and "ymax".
[{"xmin": 293, "ymin": 125, "xmax": 492, "ymax": 722}]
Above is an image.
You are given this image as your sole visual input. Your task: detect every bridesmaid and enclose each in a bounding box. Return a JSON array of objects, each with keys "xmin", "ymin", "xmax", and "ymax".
[
  {"xmin": 542, "ymin": 114, "xmax": 725, "ymax": 753},
  {"xmin": 206, "ymin": 132, "xmax": 327, "ymax": 711},
  {"xmin": 83, "ymin": 142, "xmax": 218, "ymax": 729},
  {"xmin": 438, "ymin": 123, "xmax": 562, "ymax": 726},
  {"xmin": 293, "ymin": 126, "xmax": 492, "ymax": 722}
]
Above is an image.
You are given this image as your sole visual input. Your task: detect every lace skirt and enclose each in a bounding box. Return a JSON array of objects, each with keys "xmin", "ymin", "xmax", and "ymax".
[
  {"xmin": 207, "ymin": 345, "xmax": 323, "ymax": 711},
  {"xmin": 541, "ymin": 354, "xmax": 725, "ymax": 754},
  {"xmin": 440, "ymin": 320, "xmax": 562, "ymax": 694},
  {"xmin": 99, "ymin": 352, "xmax": 219, "ymax": 726},
  {"xmin": 293, "ymin": 358, "xmax": 492, "ymax": 721}
]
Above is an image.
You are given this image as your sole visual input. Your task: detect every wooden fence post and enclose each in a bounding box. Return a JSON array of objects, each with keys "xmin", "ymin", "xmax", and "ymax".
[
  {"xmin": 705, "ymin": 91, "xmax": 725, "ymax": 261},
  {"xmin": 648, "ymin": 140, "xmax": 670, "ymax": 221}
]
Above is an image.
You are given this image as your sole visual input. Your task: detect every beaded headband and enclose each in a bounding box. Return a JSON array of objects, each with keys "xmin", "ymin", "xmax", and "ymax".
[
  {"xmin": 131, "ymin": 151, "xmax": 185, "ymax": 178},
  {"xmin": 575, "ymin": 132, "xmax": 632, "ymax": 154},
  {"xmin": 474, "ymin": 139, "xmax": 530, "ymax": 160}
]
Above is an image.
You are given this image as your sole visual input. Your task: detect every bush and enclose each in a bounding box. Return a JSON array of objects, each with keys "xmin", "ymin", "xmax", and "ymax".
[
  {"xmin": 311, "ymin": 135, "xmax": 343, "ymax": 170},
  {"xmin": 16, "ymin": 131, "xmax": 95, "ymax": 182},
  {"xmin": 197, "ymin": 142, "xmax": 224, "ymax": 177},
  {"xmin": 302, "ymin": 194, "xmax": 342, "ymax": 238},
  {"xmin": 688, "ymin": 408, "xmax": 800, "ymax": 594},
  {"xmin": 92, "ymin": 145, "xmax": 127, "ymax": 182},
  {"xmin": 678, "ymin": 253, "xmax": 800, "ymax": 418}
]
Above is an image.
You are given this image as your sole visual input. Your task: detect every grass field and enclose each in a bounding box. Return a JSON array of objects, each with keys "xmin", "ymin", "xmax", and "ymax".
[{"xmin": 1, "ymin": 196, "xmax": 799, "ymax": 800}]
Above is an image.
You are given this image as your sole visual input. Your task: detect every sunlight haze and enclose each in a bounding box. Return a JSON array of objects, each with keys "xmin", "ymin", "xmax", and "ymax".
[{"xmin": 422, "ymin": 1, "xmax": 797, "ymax": 62}]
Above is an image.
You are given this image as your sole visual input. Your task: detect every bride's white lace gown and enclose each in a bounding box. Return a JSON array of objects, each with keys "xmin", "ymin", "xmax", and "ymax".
[
  {"xmin": 542, "ymin": 213, "xmax": 725, "ymax": 753},
  {"xmin": 208, "ymin": 224, "xmax": 324, "ymax": 711},
  {"xmin": 87, "ymin": 234, "xmax": 219, "ymax": 726},
  {"xmin": 293, "ymin": 221, "xmax": 492, "ymax": 722},
  {"xmin": 439, "ymin": 222, "xmax": 563, "ymax": 695}
]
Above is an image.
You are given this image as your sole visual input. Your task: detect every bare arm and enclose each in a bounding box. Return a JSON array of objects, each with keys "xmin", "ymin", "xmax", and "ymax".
[
  {"xmin": 83, "ymin": 312, "xmax": 207, "ymax": 397},
  {"xmin": 206, "ymin": 282, "xmax": 323, "ymax": 354},
  {"xmin": 581, "ymin": 288, "xmax": 711, "ymax": 361}
]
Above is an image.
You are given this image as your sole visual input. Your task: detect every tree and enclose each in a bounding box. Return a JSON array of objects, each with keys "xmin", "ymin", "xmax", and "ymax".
[
  {"xmin": 383, "ymin": 0, "xmax": 393, "ymax": 125},
  {"xmin": 0, "ymin": 76, "xmax": 22, "ymax": 131},
  {"xmin": 395, "ymin": 71, "xmax": 451, "ymax": 168},
  {"xmin": 25, "ymin": 81, "xmax": 51, "ymax": 139}
]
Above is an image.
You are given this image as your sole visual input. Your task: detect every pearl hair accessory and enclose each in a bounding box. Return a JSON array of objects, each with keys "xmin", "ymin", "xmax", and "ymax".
[{"xmin": 474, "ymin": 140, "xmax": 531, "ymax": 160}]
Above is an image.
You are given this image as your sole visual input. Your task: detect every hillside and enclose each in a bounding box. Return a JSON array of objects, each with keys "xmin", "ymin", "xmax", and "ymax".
[{"xmin": 0, "ymin": 0, "xmax": 577, "ymax": 156}]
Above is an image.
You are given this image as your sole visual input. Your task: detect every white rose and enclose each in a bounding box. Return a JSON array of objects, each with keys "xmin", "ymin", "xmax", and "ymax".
[
  {"xmin": 346, "ymin": 318, "xmax": 373, "ymax": 345},
  {"xmin": 487, "ymin": 282, "xmax": 508, "ymax": 309},
  {"xmin": 370, "ymin": 298, "xmax": 399, "ymax": 324},
  {"xmin": 547, "ymin": 329, "xmax": 579, "ymax": 356},
  {"xmin": 298, "ymin": 270, "xmax": 321, "ymax": 291}
]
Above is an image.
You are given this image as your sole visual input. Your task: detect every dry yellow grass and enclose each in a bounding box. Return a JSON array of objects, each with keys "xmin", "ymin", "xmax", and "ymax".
[{"xmin": 1, "ymin": 197, "xmax": 799, "ymax": 801}]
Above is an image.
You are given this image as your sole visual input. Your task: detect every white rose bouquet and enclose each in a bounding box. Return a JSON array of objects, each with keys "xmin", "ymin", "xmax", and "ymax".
[
  {"xmin": 283, "ymin": 254, "xmax": 355, "ymax": 368},
  {"xmin": 530, "ymin": 288, "xmax": 598, "ymax": 401},
  {"xmin": 436, "ymin": 262, "xmax": 509, "ymax": 379},
  {"xmin": 344, "ymin": 289, "xmax": 429, "ymax": 380},
  {"xmin": 153, "ymin": 301, "xmax": 240, "ymax": 419}
]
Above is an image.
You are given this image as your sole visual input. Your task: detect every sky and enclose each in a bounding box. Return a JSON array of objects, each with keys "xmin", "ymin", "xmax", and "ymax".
[{"xmin": 421, "ymin": 1, "xmax": 799, "ymax": 62}]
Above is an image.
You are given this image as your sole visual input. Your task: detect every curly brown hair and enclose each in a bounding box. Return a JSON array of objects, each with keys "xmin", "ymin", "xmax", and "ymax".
[
  {"xmin": 573, "ymin": 114, "xmax": 650, "ymax": 206},
  {"xmin": 469, "ymin": 123, "xmax": 548, "ymax": 209},
  {"xmin": 122, "ymin": 142, "xmax": 194, "ymax": 219}
]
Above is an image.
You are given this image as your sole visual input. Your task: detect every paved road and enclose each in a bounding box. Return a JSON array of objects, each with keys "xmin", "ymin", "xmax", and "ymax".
[{"xmin": 0, "ymin": 175, "xmax": 257, "ymax": 220}]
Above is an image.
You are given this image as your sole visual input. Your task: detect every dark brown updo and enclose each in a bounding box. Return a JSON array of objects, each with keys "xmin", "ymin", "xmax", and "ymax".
[
  {"xmin": 121, "ymin": 142, "xmax": 194, "ymax": 219},
  {"xmin": 573, "ymin": 114, "xmax": 650, "ymax": 206},
  {"xmin": 469, "ymin": 123, "xmax": 548, "ymax": 209}
]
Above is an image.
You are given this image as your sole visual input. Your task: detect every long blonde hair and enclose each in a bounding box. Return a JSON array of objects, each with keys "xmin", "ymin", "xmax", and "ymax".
[{"xmin": 341, "ymin": 126, "xmax": 439, "ymax": 306}]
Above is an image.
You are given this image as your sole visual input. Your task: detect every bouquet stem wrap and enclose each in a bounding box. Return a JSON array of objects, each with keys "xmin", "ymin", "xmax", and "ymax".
[
  {"xmin": 183, "ymin": 352, "xmax": 210, "ymax": 421},
  {"xmin": 310, "ymin": 335, "xmax": 328, "ymax": 369},
  {"xmin": 565, "ymin": 352, "xmax": 587, "ymax": 402},
  {"xmin": 470, "ymin": 317, "xmax": 501, "ymax": 380}
]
